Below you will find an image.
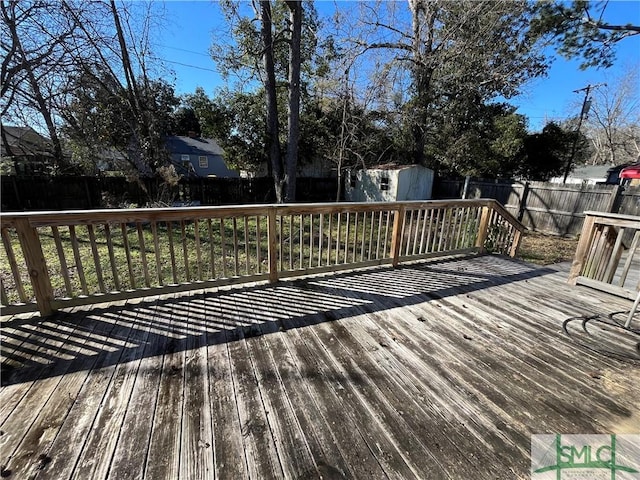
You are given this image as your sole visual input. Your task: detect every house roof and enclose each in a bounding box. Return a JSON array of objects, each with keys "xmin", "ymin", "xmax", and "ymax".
[
  {"xmin": 1, "ymin": 126, "xmax": 53, "ymax": 158},
  {"xmin": 166, "ymin": 135, "xmax": 224, "ymax": 156}
]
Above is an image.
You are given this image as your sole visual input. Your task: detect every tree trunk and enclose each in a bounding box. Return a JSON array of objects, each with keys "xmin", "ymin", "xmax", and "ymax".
[
  {"xmin": 284, "ymin": 0, "xmax": 302, "ymax": 202},
  {"xmin": 259, "ymin": 0, "xmax": 284, "ymax": 202}
]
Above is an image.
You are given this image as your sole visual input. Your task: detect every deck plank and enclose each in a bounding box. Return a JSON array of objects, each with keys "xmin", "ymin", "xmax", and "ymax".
[
  {"xmin": 1, "ymin": 301, "xmax": 132, "ymax": 479},
  {"xmin": 202, "ymin": 291, "xmax": 249, "ymax": 480},
  {"xmin": 178, "ymin": 291, "xmax": 215, "ymax": 480},
  {"xmin": 224, "ymin": 291, "xmax": 284, "ymax": 480},
  {"xmin": 143, "ymin": 293, "xmax": 186, "ymax": 480},
  {"xmin": 69, "ymin": 298, "xmax": 158, "ymax": 480},
  {"xmin": 106, "ymin": 297, "xmax": 170, "ymax": 480},
  {"xmin": 1, "ymin": 254, "xmax": 638, "ymax": 480}
]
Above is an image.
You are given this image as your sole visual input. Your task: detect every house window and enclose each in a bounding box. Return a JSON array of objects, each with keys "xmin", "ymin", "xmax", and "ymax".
[
  {"xmin": 350, "ymin": 172, "xmax": 357, "ymax": 188},
  {"xmin": 182, "ymin": 160, "xmax": 191, "ymax": 170},
  {"xmin": 198, "ymin": 156, "xmax": 208, "ymax": 168},
  {"xmin": 380, "ymin": 176, "xmax": 390, "ymax": 191},
  {"xmin": 181, "ymin": 154, "xmax": 190, "ymax": 162}
]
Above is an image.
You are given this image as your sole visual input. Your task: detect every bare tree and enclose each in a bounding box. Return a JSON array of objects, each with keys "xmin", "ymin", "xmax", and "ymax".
[
  {"xmin": 1, "ymin": 0, "xmax": 80, "ymax": 171},
  {"xmin": 582, "ymin": 68, "xmax": 640, "ymax": 165}
]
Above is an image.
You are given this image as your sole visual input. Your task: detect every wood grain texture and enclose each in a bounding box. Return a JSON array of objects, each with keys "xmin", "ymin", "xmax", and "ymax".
[{"xmin": 4, "ymin": 256, "xmax": 636, "ymax": 479}]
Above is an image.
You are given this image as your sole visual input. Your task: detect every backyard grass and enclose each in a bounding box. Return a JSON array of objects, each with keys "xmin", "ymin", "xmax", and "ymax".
[
  {"xmin": 516, "ymin": 231, "xmax": 578, "ymax": 265},
  {"xmin": 0, "ymin": 208, "xmax": 520, "ymax": 306}
]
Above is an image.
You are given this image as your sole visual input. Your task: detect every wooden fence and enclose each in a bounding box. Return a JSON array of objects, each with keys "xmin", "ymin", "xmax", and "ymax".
[
  {"xmin": 0, "ymin": 199, "xmax": 524, "ymax": 316},
  {"xmin": 0, "ymin": 176, "xmax": 338, "ymax": 211},
  {"xmin": 568, "ymin": 211, "xmax": 640, "ymax": 300},
  {"xmin": 434, "ymin": 178, "xmax": 640, "ymax": 236}
]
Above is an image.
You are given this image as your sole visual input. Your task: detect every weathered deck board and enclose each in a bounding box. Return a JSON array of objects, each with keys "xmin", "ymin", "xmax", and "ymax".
[{"xmin": 1, "ymin": 254, "xmax": 638, "ymax": 480}]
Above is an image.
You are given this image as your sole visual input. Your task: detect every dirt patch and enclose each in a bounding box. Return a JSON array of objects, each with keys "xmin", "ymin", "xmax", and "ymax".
[{"xmin": 517, "ymin": 232, "xmax": 579, "ymax": 265}]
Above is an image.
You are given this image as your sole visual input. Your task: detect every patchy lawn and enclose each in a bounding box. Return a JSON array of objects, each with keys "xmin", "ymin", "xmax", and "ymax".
[{"xmin": 517, "ymin": 231, "xmax": 579, "ymax": 265}]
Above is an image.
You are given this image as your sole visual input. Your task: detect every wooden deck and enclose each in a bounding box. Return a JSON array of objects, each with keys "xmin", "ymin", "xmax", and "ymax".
[{"xmin": 1, "ymin": 254, "xmax": 638, "ymax": 479}]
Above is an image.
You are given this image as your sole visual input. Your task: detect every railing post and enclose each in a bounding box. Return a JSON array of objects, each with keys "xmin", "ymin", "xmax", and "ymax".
[
  {"xmin": 14, "ymin": 218, "xmax": 54, "ymax": 316},
  {"xmin": 509, "ymin": 229, "xmax": 522, "ymax": 258},
  {"xmin": 475, "ymin": 205, "xmax": 491, "ymax": 253},
  {"xmin": 390, "ymin": 205, "xmax": 405, "ymax": 267},
  {"xmin": 267, "ymin": 207, "xmax": 279, "ymax": 283},
  {"xmin": 568, "ymin": 214, "xmax": 596, "ymax": 285}
]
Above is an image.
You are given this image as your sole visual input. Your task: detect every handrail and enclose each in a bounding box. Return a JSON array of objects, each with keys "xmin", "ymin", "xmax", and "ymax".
[
  {"xmin": 1, "ymin": 199, "xmax": 524, "ymax": 316},
  {"xmin": 568, "ymin": 211, "xmax": 640, "ymax": 300}
]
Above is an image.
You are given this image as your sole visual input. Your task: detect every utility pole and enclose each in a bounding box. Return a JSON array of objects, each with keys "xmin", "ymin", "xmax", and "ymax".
[{"xmin": 562, "ymin": 83, "xmax": 606, "ymax": 183}]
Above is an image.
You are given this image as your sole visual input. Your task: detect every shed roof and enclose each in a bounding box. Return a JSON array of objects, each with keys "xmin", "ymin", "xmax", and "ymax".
[
  {"xmin": 367, "ymin": 164, "xmax": 429, "ymax": 171},
  {"xmin": 166, "ymin": 135, "xmax": 224, "ymax": 156}
]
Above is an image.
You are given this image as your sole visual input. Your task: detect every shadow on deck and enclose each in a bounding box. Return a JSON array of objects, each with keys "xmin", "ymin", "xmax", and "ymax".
[
  {"xmin": 1, "ymin": 254, "xmax": 638, "ymax": 480},
  {"xmin": 1, "ymin": 254, "xmax": 556, "ymax": 386}
]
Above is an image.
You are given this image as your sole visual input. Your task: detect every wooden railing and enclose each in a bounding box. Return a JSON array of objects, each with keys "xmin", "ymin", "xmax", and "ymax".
[
  {"xmin": 568, "ymin": 211, "xmax": 640, "ymax": 300},
  {"xmin": 0, "ymin": 199, "xmax": 524, "ymax": 316}
]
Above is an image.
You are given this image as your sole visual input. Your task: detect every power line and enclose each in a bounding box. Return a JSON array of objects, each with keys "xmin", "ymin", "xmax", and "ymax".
[
  {"xmin": 152, "ymin": 55, "xmax": 219, "ymax": 73},
  {"xmin": 156, "ymin": 44, "xmax": 211, "ymax": 57}
]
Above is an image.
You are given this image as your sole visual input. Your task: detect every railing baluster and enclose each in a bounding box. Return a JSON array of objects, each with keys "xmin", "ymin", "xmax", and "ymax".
[
  {"xmin": 352, "ymin": 212, "xmax": 359, "ymax": 263},
  {"xmin": 267, "ymin": 208, "xmax": 278, "ymax": 282},
  {"xmin": 360, "ymin": 211, "xmax": 367, "ymax": 262},
  {"xmin": 233, "ymin": 217, "xmax": 240, "ymax": 277},
  {"xmin": 344, "ymin": 212, "xmax": 350, "ymax": 264},
  {"xmin": 207, "ymin": 219, "xmax": 216, "ymax": 279},
  {"xmin": 299, "ymin": 214, "xmax": 303, "ymax": 268},
  {"xmin": 104, "ymin": 224, "xmax": 121, "ymax": 291},
  {"xmin": 0, "ymin": 277, "xmax": 8, "ymax": 306},
  {"xmin": 327, "ymin": 213, "xmax": 333, "ymax": 265},
  {"xmin": 51, "ymin": 226, "xmax": 73, "ymax": 297},
  {"xmin": 279, "ymin": 215, "xmax": 284, "ymax": 273},
  {"xmin": 335, "ymin": 212, "xmax": 341, "ymax": 265},
  {"xmin": 120, "ymin": 223, "xmax": 136, "ymax": 290},
  {"xmin": 412, "ymin": 210, "xmax": 421, "ymax": 255},
  {"xmin": 69, "ymin": 225, "xmax": 88, "ymax": 296},
  {"xmin": 220, "ymin": 218, "xmax": 227, "ymax": 278},
  {"xmin": 167, "ymin": 221, "xmax": 178, "ymax": 284},
  {"xmin": 244, "ymin": 216, "xmax": 251, "ymax": 275},
  {"xmin": 181, "ymin": 220, "xmax": 191, "ymax": 282},
  {"xmin": 319, "ymin": 213, "xmax": 324, "ymax": 267},
  {"xmin": 368, "ymin": 211, "xmax": 375, "ymax": 260},
  {"xmin": 255, "ymin": 216, "xmax": 261, "ymax": 274},
  {"xmin": 137, "ymin": 223, "xmax": 151, "ymax": 288},
  {"xmin": 405, "ymin": 209, "xmax": 414, "ymax": 256},
  {"xmin": 383, "ymin": 211, "xmax": 391, "ymax": 257},
  {"xmin": 87, "ymin": 224, "xmax": 106, "ymax": 293},
  {"xmin": 618, "ymin": 231, "xmax": 639, "ymax": 287},
  {"xmin": 390, "ymin": 206, "xmax": 405, "ymax": 267},
  {"xmin": 289, "ymin": 215, "xmax": 294, "ymax": 271},
  {"xmin": 151, "ymin": 222, "xmax": 163, "ymax": 286},
  {"xmin": 194, "ymin": 219, "xmax": 203, "ymax": 281},
  {"xmin": 309, "ymin": 214, "xmax": 314, "ymax": 268},
  {"xmin": 1, "ymin": 226, "xmax": 28, "ymax": 303}
]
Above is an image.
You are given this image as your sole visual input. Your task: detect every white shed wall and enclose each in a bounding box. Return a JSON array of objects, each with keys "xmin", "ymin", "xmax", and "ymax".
[{"xmin": 345, "ymin": 165, "xmax": 433, "ymax": 202}]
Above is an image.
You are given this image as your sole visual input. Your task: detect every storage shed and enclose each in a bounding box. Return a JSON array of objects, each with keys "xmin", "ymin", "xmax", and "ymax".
[{"xmin": 345, "ymin": 165, "xmax": 434, "ymax": 202}]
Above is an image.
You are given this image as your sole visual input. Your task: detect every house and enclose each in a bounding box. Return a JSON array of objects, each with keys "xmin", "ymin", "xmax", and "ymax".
[
  {"xmin": 166, "ymin": 134, "xmax": 239, "ymax": 178},
  {"xmin": 549, "ymin": 164, "xmax": 621, "ymax": 185},
  {"xmin": 0, "ymin": 126, "xmax": 55, "ymax": 175},
  {"xmin": 345, "ymin": 164, "xmax": 434, "ymax": 202}
]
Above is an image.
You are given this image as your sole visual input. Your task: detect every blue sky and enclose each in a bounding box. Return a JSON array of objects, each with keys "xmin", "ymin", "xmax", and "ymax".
[{"xmin": 155, "ymin": 1, "xmax": 640, "ymax": 131}]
